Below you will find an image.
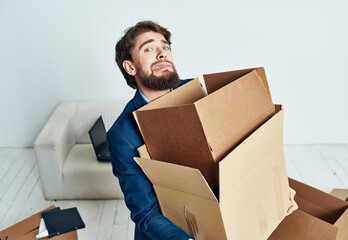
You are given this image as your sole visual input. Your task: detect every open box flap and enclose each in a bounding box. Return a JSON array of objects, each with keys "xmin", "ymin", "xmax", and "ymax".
[
  {"xmin": 195, "ymin": 70, "xmax": 275, "ymax": 161},
  {"xmin": 203, "ymin": 67, "xmax": 270, "ymax": 96},
  {"xmin": 153, "ymin": 186, "xmax": 227, "ymax": 240},
  {"xmin": 134, "ymin": 157, "xmax": 216, "ymax": 201},
  {"xmin": 218, "ymin": 109, "xmax": 290, "ymax": 240},
  {"xmin": 134, "ymin": 78, "xmax": 205, "ymax": 113},
  {"xmin": 133, "ymin": 104, "xmax": 218, "ymax": 185},
  {"xmin": 0, "ymin": 206, "xmax": 56, "ymax": 239},
  {"xmin": 133, "ymin": 78, "xmax": 205, "ymax": 140},
  {"xmin": 0, "ymin": 205, "xmax": 78, "ymax": 240},
  {"xmin": 289, "ymin": 178, "xmax": 348, "ymax": 224},
  {"xmin": 134, "ymin": 105, "xmax": 208, "ymax": 156}
]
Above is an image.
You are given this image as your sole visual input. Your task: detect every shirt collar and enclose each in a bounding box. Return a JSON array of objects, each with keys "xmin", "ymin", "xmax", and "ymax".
[
  {"xmin": 139, "ymin": 90, "xmax": 151, "ymax": 104},
  {"xmin": 133, "ymin": 90, "xmax": 148, "ymax": 110}
]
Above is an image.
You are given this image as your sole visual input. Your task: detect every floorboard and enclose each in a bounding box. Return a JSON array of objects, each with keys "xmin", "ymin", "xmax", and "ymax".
[{"xmin": 0, "ymin": 145, "xmax": 347, "ymax": 239}]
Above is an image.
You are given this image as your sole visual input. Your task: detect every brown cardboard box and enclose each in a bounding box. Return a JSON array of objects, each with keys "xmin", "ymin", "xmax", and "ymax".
[
  {"xmin": 134, "ymin": 67, "xmax": 275, "ymax": 186},
  {"xmin": 330, "ymin": 188, "xmax": 348, "ymax": 202},
  {"xmin": 0, "ymin": 206, "xmax": 78, "ymax": 240},
  {"xmin": 135, "ymin": 105, "xmax": 291, "ymax": 240},
  {"xmin": 268, "ymin": 178, "xmax": 348, "ymax": 240}
]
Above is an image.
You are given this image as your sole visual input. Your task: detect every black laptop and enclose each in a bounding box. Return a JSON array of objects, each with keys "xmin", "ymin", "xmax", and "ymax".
[{"xmin": 88, "ymin": 116, "xmax": 110, "ymax": 161}]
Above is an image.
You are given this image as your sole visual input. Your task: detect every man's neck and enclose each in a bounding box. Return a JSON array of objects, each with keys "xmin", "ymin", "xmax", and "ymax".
[{"xmin": 140, "ymin": 87, "xmax": 170, "ymax": 102}]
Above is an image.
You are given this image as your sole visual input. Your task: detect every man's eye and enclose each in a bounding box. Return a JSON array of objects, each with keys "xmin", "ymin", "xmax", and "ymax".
[
  {"xmin": 145, "ymin": 48, "xmax": 153, "ymax": 52},
  {"xmin": 163, "ymin": 46, "xmax": 170, "ymax": 50}
]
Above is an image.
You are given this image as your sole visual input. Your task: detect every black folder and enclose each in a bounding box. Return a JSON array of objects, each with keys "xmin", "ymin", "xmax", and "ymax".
[{"xmin": 42, "ymin": 207, "xmax": 85, "ymax": 238}]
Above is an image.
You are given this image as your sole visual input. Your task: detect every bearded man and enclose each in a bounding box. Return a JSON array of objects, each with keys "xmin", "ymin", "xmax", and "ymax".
[
  {"xmin": 107, "ymin": 21, "xmax": 298, "ymax": 240},
  {"xmin": 107, "ymin": 21, "xmax": 194, "ymax": 240}
]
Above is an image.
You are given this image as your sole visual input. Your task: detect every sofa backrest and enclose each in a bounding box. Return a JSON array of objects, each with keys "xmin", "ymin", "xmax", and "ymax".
[{"xmin": 72, "ymin": 101, "xmax": 128, "ymax": 144}]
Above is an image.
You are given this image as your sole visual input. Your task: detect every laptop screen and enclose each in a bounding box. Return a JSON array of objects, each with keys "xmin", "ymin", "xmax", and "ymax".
[{"xmin": 88, "ymin": 116, "xmax": 107, "ymax": 155}]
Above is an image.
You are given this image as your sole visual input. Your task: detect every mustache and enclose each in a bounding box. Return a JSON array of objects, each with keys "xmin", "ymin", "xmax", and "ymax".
[{"xmin": 151, "ymin": 59, "xmax": 174, "ymax": 69}]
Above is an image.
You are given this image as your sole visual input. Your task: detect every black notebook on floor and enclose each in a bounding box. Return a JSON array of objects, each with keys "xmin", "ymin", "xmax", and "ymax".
[{"xmin": 42, "ymin": 207, "xmax": 85, "ymax": 238}]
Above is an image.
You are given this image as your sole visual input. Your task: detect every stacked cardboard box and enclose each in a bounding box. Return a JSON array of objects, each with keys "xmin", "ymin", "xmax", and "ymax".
[
  {"xmin": 134, "ymin": 68, "xmax": 276, "ymax": 186},
  {"xmin": 134, "ymin": 67, "xmax": 291, "ymax": 239}
]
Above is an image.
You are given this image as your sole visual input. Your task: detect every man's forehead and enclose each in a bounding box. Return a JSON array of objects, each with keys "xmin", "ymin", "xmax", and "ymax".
[{"xmin": 135, "ymin": 31, "xmax": 168, "ymax": 47}]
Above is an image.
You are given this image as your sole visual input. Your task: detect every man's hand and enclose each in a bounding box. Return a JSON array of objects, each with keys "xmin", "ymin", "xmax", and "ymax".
[{"xmin": 287, "ymin": 187, "xmax": 298, "ymax": 215}]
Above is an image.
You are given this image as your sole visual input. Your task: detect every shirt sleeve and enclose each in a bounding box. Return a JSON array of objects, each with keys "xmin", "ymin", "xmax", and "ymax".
[{"xmin": 107, "ymin": 130, "xmax": 192, "ymax": 240}]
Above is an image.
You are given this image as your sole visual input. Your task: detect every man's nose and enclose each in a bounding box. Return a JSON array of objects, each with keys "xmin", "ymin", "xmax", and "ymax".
[{"xmin": 156, "ymin": 47, "xmax": 167, "ymax": 60}]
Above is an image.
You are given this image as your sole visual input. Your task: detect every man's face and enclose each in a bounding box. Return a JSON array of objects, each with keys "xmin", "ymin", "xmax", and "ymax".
[{"xmin": 127, "ymin": 31, "xmax": 180, "ymax": 90}]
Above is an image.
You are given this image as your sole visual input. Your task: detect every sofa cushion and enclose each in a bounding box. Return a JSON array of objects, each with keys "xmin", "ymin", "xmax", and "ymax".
[{"xmin": 62, "ymin": 144, "xmax": 123, "ymax": 199}]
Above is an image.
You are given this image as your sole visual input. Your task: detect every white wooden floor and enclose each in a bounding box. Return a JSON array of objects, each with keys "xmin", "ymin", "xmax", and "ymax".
[{"xmin": 0, "ymin": 145, "xmax": 347, "ymax": 239}]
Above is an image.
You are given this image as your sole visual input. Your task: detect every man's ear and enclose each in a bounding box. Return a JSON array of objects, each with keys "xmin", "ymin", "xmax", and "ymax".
[{"xmin": 123, "ymin": 60, "xmax": 136, "ymax": 76}]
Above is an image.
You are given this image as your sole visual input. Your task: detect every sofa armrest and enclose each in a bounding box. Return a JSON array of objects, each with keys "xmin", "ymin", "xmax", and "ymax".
[{"xmin": 34, "ymin": 101, "xmax": 77, "ymax": 199}]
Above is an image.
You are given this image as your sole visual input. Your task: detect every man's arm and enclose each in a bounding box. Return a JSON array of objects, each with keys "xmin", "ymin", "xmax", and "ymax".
[{"xmin": 107, "ymin": 131, "xmax": 192, "ymax": 240}]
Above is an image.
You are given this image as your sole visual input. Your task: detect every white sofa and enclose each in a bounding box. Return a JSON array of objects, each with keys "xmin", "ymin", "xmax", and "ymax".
[{"xmin": 34, "ymin": 101, "xmax": 128, "ymax": 200}]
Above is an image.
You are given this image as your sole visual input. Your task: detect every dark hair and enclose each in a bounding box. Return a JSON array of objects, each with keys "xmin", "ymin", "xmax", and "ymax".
[{"xmin": 115, "ymin": 21, "xmax": 172, "ymax": 89}]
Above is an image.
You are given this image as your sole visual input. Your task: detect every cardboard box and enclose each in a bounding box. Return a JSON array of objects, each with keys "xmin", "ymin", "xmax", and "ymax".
[
  {"xmin": 135, "ymin": 105, "xmax": 291, "ymax": 240},
  {"xmin": 0, "ymin": 206, "xmax": 78, "ymax": 240},
  {"xmin": 330, "ymin": 188, "xmax": 348, "ymax": 202},
  {"xmin": 134, "ymin": 67, "xmax": 275, "ymax": 186},
  {"xmin": 268, "ymin": 178, "xmax": 348, "ymax": 240}
]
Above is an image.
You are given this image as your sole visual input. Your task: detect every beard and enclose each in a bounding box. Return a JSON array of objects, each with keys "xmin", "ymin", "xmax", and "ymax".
[{"xmin": 137, "ymin": 62, "xmax": 181, "ymax": 90}]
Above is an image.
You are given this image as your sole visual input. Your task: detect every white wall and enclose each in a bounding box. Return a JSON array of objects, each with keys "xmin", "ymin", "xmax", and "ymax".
[{"xmin": 0, "ymin": 0, "xmax": 347, "ymax": 147}]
